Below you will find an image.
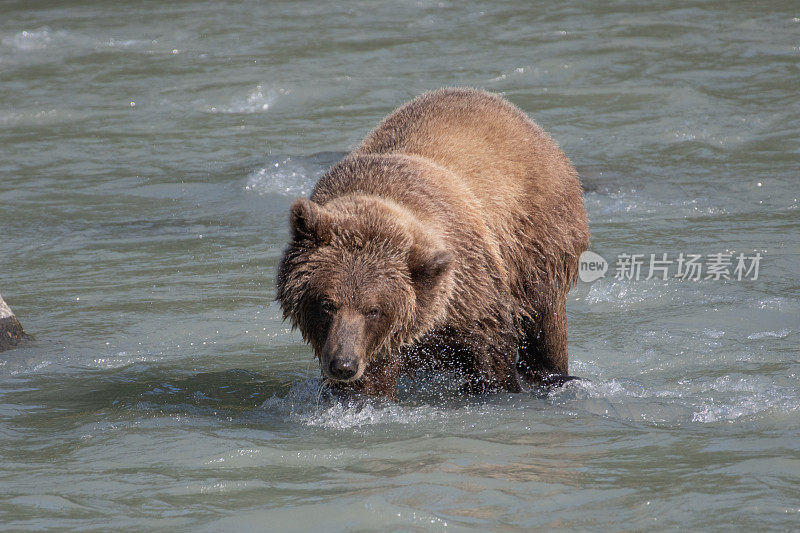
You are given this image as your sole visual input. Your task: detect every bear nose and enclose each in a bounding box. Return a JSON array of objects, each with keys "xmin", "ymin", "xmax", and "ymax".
[{"xmin": 328, "ymin": 357, "xmax": 358, "ymax": 380}]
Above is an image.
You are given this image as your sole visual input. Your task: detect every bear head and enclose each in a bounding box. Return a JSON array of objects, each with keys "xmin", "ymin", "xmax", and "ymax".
[{"xmin": 277, "ymin": 196, "xmax": 453, "ymax": 382}]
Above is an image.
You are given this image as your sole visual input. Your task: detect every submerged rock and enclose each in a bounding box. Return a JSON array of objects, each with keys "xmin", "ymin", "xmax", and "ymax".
[{"xmin": 0, "ymin": 293, "xmax": 26, "ymax": 352}]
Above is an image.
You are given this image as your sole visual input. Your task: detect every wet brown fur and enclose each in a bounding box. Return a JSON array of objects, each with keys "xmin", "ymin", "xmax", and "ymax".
[{"xmin": 276, "ymin": 88, "xmax": 589, "ymax": 398}]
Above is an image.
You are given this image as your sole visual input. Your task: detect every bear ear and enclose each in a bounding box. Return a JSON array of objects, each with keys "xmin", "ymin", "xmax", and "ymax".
[
  {"xmin": 289, "ymin": 198, "xmax": 332, "ymax": 244},
  {"xmin": 408, "ymin": 246, "xmax": 453, "ymax": 293}
]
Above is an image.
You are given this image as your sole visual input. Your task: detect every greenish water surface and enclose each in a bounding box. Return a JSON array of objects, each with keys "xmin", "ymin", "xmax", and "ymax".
[{"xmin": 1, "ymin": 1, "xmax": 798, "ymax": 530}]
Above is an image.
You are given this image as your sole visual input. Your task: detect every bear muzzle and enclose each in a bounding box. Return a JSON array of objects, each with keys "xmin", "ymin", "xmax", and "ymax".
[
  {"xmin": 319, "ymin": 312, "xmax": 367, "ymax": 382},
  {"xmin": 327, "ymin": 356, "xmax": 360, "ymax": 380}
]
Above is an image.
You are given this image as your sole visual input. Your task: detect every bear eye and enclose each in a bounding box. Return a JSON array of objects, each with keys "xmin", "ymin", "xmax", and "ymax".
[
  {"xmin": 320, "ymin": 300, "xmax": 337, "ymax": 315},
  {"xmin": 365, "ymin": 307, "xmax": 381, "ymax": 320}
]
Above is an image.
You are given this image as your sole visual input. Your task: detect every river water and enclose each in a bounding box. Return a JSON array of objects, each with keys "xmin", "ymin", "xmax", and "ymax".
[{"xmin": 1, "ymin": 1, "xmax": 798, "ymax": 530}]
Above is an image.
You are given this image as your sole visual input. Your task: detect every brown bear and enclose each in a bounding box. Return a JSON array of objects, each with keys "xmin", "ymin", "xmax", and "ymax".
[{"xmin": 277, "ymin": 88, "xmax": 589, "ymax": 399}]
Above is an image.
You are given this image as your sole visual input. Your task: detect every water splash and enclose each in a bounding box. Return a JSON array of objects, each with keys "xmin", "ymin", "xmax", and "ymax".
[
  {"xmin": 207, "ymin": 84, "xmax": 287, "ymax": 114},
  {"xmin": 691, "ymin": 375, "xmax": 797, "ymax": 423},
  {"xmin": 549, "ymin": 375, "xmax": 799, "ymax": 425},
  {"xmin": 747, "ymin": 329, "xmax": 790, "ymax": 340},
  {"xmin": 245, "ymin": 157, "xmax": 317, "ymax": 197},
  {"xmin": 2, "ymin": 28, "xmax": 53, "ymax": 50},
  {"xmin": 244, "ymin": 153, "xmax": 341, "ymax": 197},
  {"xmin": 262, "ymin": 378, "xmax": 444, "ymax": 430}
]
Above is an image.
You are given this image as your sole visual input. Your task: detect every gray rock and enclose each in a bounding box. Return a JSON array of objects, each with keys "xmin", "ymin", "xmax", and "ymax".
[{"xmin": 0, "ymin": 293, "xmax": 26, "ymax": 352}]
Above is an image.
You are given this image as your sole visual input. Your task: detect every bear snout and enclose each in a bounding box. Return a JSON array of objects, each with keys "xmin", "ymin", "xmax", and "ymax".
[
  {"xmin": 320, "ymin": 312, "xmax": 366, "ymax": 382},
  {"xmin": 327, "ymin": 357, "xmax": 359, "ymax": 380}
]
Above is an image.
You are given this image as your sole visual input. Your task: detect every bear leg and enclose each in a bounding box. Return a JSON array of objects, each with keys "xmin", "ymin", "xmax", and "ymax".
[
  {"xmin": 459, "ymin": 336, "xmax": 522, "ymax": 395},
  {"xmin": 517, "ymin": 295, "xmax": 570, "ymax": 384}
]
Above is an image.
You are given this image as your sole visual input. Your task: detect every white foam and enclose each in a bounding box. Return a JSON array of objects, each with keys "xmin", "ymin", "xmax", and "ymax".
[
  {"xmin": 207, "ymin": 85, "xmax": 287, "ymax": 114},
  {"xmin": 266, "ymin": 371, "xmax": 798, "ymax": 431},
  {"xmin": 583, "ymin": 189, "xmax": 726, "ymax": 222},
  {"xmin": 703, "ymin": 328, "xmax": 726, "ymax": 339},
  {"xmin": 567, "ymin": 378, "xmax": 649, "ymax": 399},
  {"xmin": 103, "ymin": 38, "xmax": 143, "ymax": 48},
  {"xmin": 90, "ymin": 351, "xmax": 168, "ymax": 369},
  {"xmin": 262, "ymin": 379, "xmax": 443, "ymax": 430},
  {"xmin": 0, "ymin": 108, "xmax": 82, "ymax": 127},
  {"xmin": 550, "ymin": 375, "xmax": 798, "ymax": 425},
  {"xmin": 755, "ymin": 297, "xmax": 791, "ymax": 310},
  {"xmin": 2, "ymin": 27, "xmax": 145, "ymax": 57},
  {"xmin": 747, "ymin": 329, "xmax": 790, "ymax": 340},
  {"xmin": 267, "ymin": 373, "xmax": 794, "ymax": 430},
  {"xmin": 2, "ymin": 28, "xmax": 53, "ymax": 50},
  {"xmin": 1, "ymin": 27, "xmax": 101, "ymax": 53},
  {"xmin": 667, "ymin": 119, "xmax": 745, "ymax": 149},
  {"xmin": 9, "ymin": 360, "xmax": 52, "ymax": 375},
  {"xmin": 244, "ymin": 157, "xmax": 320, "ymax": 197},
  {"xmin": 690, "ymin": 383, "xmax": 796, "ymax": 423},
  {"xmin": 584, "ymin": 277, "xmax": 676, "ymax": 308}
]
